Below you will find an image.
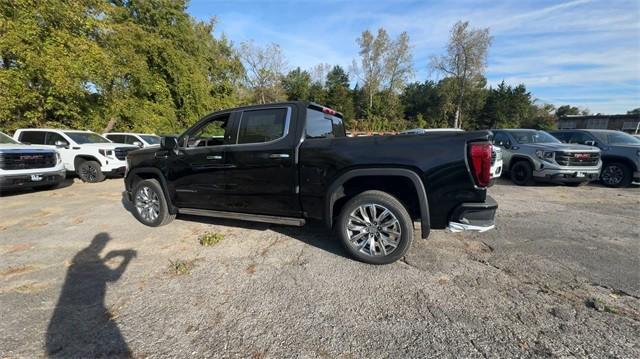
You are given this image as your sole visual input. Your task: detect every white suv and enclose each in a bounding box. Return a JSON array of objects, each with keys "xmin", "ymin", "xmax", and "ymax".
[
  {"xmin": 0, "ymin": 132, "xmax": 66, "ymax": 191},
  {"xmin": 103, "ymin": 132, "xmax": 161, "ymax": 148},
  {"xmin": 13, "ymin": 129, "xmax": 138, "ymax": 183}
]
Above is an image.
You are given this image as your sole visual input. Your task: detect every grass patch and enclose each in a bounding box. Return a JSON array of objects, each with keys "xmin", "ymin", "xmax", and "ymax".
[
  {"xmin": 168, "ymin": 259, "xmax": 193, "ymax": 275},
  {"xmin": 198, "ymin": 232, "xmax": 225, "ymax": 247}
]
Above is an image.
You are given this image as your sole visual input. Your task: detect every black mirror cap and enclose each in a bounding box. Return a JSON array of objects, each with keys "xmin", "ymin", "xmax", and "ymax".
[{"xmin": 160, "ymin": 136, "xmax": 178, "ymax": 150}]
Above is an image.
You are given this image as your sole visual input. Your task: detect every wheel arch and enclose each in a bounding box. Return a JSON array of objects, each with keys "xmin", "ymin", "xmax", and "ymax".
[
  {"xmin": 126, "ymin": 167, "xmax": 177, "ymax": 214},
  {"xmin": 509, "ymin": 155, "xmax": 535, "ymax": 171},
  {"xmin": 601, "ymin": 155, "xmax": 637, "ymax": 172},
  {"xmin": 73, "ymin": 155, "xmax": 101, "ymax": 171},
  {"xmin": 324, "ymin": 168, "xmax": 430, "ymax": 239}
]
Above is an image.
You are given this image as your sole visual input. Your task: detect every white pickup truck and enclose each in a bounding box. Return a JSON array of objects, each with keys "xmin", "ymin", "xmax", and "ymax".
[
  {"xmin": 0, "ymin": 132, "xmax": 66, "ymax": 192},
  {"xmin": 13, "ymin": 129, "xmax": 138, "ymax": 183}
]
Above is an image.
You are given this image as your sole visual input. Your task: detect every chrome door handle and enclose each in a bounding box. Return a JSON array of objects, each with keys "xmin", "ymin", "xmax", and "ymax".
[
  {"xmin": 269, "ymin": 153, "xmax": 290, "ymax": 159},
  {"xmin": 206, "ymin": 155, "xmax": 222, "ymax": 160}
]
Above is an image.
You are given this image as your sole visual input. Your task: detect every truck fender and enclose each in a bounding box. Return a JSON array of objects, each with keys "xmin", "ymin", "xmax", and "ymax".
[
  {"xmin": 126, "ymin": 167, "xmax": 177, "ymax": 214},
  {"xmin": 324, "ymin": 168, "xmax": 430, "ymax": 239},
  {"xmin": 509, "ymin": 155, "xmax": 536, "ymax": 171}
]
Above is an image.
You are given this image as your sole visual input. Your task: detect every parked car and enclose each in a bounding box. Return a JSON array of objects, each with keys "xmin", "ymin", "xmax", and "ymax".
[
  {"xmin": 103, "ymin": 132, "xmax": 161, "ymax": 148},
  {"xmin": 549, "ymin": 129, "xmax": 640, "ymax": 187},
  {"xmin": 0, "ymin": 132, "xmax": 66, "ymax": 192},
  {"xmin": 400, "ymin": 128, "xmax": 503, "ymax": 183},
  {"xmin": 124, "ymin": 102, "xmax": 498, "ymax": 264},
  {"xmin": 492, "ymin": 129, "xmax": 601, "ymax": 186},
  {"xmin": 13, "ymin": 129, "xmax": 138, "ymax": 183}
]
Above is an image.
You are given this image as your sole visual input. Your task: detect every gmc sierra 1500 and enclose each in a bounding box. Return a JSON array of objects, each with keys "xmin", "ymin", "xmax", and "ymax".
[{"xmin": 124, "ymin": 102, "xmax": 497, "ymax": 264}]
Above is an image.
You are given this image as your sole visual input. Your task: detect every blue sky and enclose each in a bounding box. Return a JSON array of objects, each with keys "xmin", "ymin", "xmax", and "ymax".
[{"xmin": 188, "ymin": 0, "xmax": 640, "ymax": 114}]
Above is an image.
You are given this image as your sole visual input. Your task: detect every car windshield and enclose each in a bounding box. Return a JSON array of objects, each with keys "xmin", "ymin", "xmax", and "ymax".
[
  {"xmin": 511, "ymin": 131, "xmax": 560, "ymax": 144},
  {"xmin": 64, "ymin": 131, "xmax": 110, "ymax": 144},
  {"xmin": 140, "ymin": 135, "xmax": 160, "ymax": 145},
  {"xmin": 597, "ymin": 132, "xmax": 640, "ymax": 145},
  {"xmin": 0, "ymin": 132, "xmax": 19, "ymax": 144}
]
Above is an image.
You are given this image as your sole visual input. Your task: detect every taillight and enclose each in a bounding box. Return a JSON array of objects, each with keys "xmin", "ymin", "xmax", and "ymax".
[
  {"xmin": 322, "ymin": 107, "xmax": 337, "ymax": 115},
  {"xmin": 468, "ymin": 143, "xmax": 492, "ymax": 187}
]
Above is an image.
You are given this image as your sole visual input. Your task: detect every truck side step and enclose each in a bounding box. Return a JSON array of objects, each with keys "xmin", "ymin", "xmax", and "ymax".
[{"xmin": 178, "ymin": 208, "xmax": 306, "ymax": 227}]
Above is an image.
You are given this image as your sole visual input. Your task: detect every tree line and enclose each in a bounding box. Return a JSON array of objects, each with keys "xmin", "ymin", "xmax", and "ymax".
[{"xmin": 1, "ymin": 1, "xmax": 631, "ymax": 135}]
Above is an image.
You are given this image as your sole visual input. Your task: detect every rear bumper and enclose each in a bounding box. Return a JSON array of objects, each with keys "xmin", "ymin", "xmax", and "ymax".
[
  {"xmin": 0, "ymin": 170, "xmax": 66, "ymax": 190},
  {"xmin": 447, "ymin": 195, "xmax": 497, "ymax": 233}
]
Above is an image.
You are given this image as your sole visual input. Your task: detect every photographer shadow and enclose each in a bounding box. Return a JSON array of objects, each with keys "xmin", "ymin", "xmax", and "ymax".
[{"xmin": 46, "ymin": 233, "xmax": 136, "ymax": 358}]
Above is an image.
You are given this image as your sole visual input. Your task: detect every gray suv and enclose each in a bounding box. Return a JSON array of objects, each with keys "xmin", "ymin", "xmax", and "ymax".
[
  {"xmin": 492, "ymin": 129, "xmax": 601, "ymax": 186},
  {"xmin": 549, "ymin": 130, "xmax": 640, "ymax": 187}
]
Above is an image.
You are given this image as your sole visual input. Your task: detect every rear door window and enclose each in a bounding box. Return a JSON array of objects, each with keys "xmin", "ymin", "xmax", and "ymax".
[
  {"xmin": 237, "ymin": 108, "xmax": 288, "ymax": 144},
  {"xmin": 106, "ymin": 134, "xmax": 125, "ymax": 143},
  {"xmin": 305, "ymin": 109, "xmax": 346, "ymax": 139},
  {"xmin": 19, "ymin": 131, "xmax": 46, "ymax": 144},
  {"xmin": 44, "ymin": 132, "xmax": 67, "ymax": 145}
]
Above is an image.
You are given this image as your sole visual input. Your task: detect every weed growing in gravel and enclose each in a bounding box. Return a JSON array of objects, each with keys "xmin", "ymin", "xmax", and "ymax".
[
  {"xmin": 198, "ymin": 232, "xmax": 225, "ymax": 246},
  {"xmin": 168, "ymin": 259, "xmax": 192, "ymax": 275}
]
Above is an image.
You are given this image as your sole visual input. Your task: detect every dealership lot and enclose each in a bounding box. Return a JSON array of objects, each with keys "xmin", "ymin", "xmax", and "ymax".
[{"xmin": 0, "ymin": 179, "xmax": 638, "ymax": 357}]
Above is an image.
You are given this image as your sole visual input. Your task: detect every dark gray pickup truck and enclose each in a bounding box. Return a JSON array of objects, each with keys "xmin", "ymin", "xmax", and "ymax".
[{"xmin": 550, "ymin": 130, "xmax": 640, "ymax": 187}]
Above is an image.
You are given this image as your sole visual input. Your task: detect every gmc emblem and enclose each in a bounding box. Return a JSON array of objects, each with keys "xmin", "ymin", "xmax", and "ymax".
[{"xmin": 574, "ymin": 153, "xmax": 590, "ymax": 159}]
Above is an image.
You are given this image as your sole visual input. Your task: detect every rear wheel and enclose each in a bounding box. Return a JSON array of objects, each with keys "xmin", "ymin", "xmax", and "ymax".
[
  {"xmin": 132, "ymin": 179, "xmax": 175, "ymax": 227},
  {"xmin": 77, "ymin": 160, "xmax": 105, "ymax": 183},
  {"xmin": 336, "ymin": 190, "xmax": 413, "ymax": 265},
  {"xmin": 601, "ymin": 162, "xmax": 631, "ymax": 188},
  {"xmin": 510, "ymin": 161, "xmax": 534, "ymax": 186}
]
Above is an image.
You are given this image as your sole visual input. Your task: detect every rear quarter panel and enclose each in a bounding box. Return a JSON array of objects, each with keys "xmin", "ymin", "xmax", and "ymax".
[{"xmin": 299, "ymin": 132, "xmax": 489, "ymax": 228}]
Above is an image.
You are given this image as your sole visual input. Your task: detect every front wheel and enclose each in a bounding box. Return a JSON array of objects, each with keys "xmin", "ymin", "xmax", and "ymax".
[
  {"xmin": 601, "ymin": 162, "xmax": 631, "ymax": 188},
  {"xmin": 132, "ymin": 179, "xmax": 175, "ymax": 227},
  {"xmin": 336, "ymin": 190, "xmax": 414, "ymax": 264},
  {"xmin": 510, "ymin": 161, "xmax": 534, "ymax": 186},
  {"xmin": 77, "ymin": 160, "xmax": 105, "ymax": 183}
]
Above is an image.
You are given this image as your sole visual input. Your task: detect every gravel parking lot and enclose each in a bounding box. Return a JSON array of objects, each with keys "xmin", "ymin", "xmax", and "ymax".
[{"xmin": 1, "ymin": 178, "xmax": 638, "ymax": 358}]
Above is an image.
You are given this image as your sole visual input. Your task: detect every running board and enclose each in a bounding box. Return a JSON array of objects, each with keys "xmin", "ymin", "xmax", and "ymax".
[{"xmin": 178, "ymin": 208, "xmax": 306, "ymax": 226}]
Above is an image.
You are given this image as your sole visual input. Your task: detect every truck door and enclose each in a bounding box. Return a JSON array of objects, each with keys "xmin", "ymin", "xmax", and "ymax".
[
  {"xmin": 170, "ymin": 112, "xmax": 234, "ymax": 211},
  {"xmin": 223, "ymin": 106, "xmax": 302, "ymax": 217}
]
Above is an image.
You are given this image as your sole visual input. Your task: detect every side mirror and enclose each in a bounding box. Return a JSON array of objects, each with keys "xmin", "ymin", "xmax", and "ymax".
[
  {"xmin": 160, "ymin": 136, "xmax": 178, "ymax": 151},
  {"xmin": 133, "ymin": 141, "xmax": 143, "ymax": 147},
  {"xmin": 584, "ymin": 140, "xmax": 595, "ymax": 146},
  {"xmin": 503, "ymin": 141, "xmax": 511, "ymax": 149},
  {"xmin": 54, "ymin": 140, "xmax": 68, "ymax": 148}
]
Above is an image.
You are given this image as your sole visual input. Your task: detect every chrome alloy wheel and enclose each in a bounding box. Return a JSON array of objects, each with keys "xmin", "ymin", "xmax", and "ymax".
[
  {"xmin": 346, "ymin": 204, "xmax": 401, "ymax": 257},
  {"xmin": 135, "ymin": 186, "xmax": 160, "ymax": 223},
  {"xmin": 80, "ymin": 165, "xmax": 98, "ymax": 182}
]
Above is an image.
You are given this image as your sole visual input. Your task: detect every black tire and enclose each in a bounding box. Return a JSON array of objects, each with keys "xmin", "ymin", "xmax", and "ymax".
[
  {"xmin": 131, "ymin": 179, "xmax": 175, "ymax": 227},
  {"xmin": 336, "ymin": 190, "xmax": 414, "ymax": 265},
  {"xmin": 600, "ymin": 162, "xmax": 631, "ymax": 188},
  {"xmin": 76, "ymin": 160, "xmax": 106, "ymax": 183},
  {"xmin": 510, "ymin": 161, "xmax": 534, "ymax": 186}
]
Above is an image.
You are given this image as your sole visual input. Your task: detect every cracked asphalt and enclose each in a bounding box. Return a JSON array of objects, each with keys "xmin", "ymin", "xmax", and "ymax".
[{"xmin": 0, "ymin": 178, "xmax": 639, "ymax": 358}]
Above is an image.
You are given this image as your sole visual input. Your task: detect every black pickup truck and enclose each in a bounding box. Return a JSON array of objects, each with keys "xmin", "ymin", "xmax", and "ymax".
[{"xmin": 124, "ymin": 101, "xmax": 497, "ymax": 264}]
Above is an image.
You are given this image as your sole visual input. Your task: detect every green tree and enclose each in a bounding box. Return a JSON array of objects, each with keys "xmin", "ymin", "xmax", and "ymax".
[
  {"xmin": 477, "ymin": 81, "xmax": 532, "ymax": 129},
  {"xmin": 627, "ymin": 108, "xmax": 640, "ymax": 115},
  {"xmin": 555, "ymin": 105, "xmax": 580, "ymax": 118},
  {"xmin": 282, "ymin": 67, "xmax": 311, "ymax": 101},
  {"xmin": 325, "ymin": 65, "xmax": 355, "ymax": 125},
  {"xmin": 430, "ymin": 21, "xmax": 492, "ymax": 128},
  {"xmin": 0, "ymin": 0, "xmax": 111, "ymax": 131},
  {"xmin": 521, "ymin": 103, "xmax": 557, "ymax": 130}
]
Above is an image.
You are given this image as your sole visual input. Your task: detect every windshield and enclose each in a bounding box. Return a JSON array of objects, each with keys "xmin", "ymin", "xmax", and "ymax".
[
  {"xmin": 140, "ymin": 135, "xmax": 160, "ymax": 145},
  {"xmin": 597, "ymin": 132, "xmax": 640, "ymax": 145},
  {"xmin": 511, "ymin": 131, "xmax": 560, "ymax": 144},
  {"xmin": 0, "ymin": 132, "xmax": 19, "ymax": 144},
  {"xmin": 64, "ymin": 131, "xmax": 110, "ymax": 144}
]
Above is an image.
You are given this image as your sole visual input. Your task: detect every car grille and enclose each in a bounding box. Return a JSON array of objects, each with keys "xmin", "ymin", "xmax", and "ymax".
[
  {"xmin": 555, "ymin": 151, "xmax": 600, "ymax": 167},
  {"xmin": 0, "ymin": 152, "xmax": 57, "ymax": 170},
  {"xmin": 491, "ymin": 150, "xmax": 497, "ymax": 165},
  {"xmin": 114, "ymin": 147, "xmax": 136, "ymax": 161}
]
